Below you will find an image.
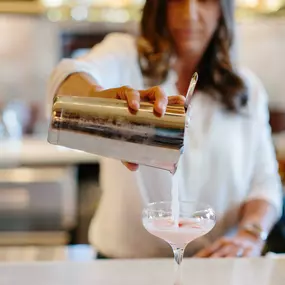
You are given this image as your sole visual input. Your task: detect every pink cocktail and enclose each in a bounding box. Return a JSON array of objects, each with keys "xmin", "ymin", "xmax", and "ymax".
[
  {"xmin": 142, "ymin": 201, "xmax": 216, "ymax": 285},
  {"xmin": 144, "ymin": 217, "xmax": 215, "ymax": 247}
]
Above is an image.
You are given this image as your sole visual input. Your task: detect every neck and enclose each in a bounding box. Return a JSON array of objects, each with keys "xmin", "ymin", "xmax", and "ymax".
[
  {"xmin": 174, "ymin": 56, "xmax": 200, "ymax": 95},
  {"xmin": 176, "ymin": 54, "xmax": 200, "ymax": 76}
]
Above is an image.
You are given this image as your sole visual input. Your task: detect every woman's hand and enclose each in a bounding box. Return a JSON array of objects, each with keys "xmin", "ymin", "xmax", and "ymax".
[
  {"xmin": 91, "ymin": 85, "xmax": 185, "ymax": 171},
  {"xmin": 195, "ymin": 231, "xmax": 265, "ymax": 258},
  {"xmin": 92, "ymin": 85, "xmax": 185, "ymax": 115},
  {"xmin": 57, "ymin": 75, "xmax": 186, "ymax": 171}
]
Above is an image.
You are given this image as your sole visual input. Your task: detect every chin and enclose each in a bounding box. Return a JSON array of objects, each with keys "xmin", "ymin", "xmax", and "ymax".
[
  {"xmin": 177, "ymin": 39, "xmax": 199, "ymax": 52},
  {"xmin": 179, "ymin": 45, "xmax": 200, "ymax": 58}
]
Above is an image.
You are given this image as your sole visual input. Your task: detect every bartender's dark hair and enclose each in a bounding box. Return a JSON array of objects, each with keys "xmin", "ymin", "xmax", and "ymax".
[{"xmin": 137, "ymin": 0, "xmax": 248, "ymax": 111}]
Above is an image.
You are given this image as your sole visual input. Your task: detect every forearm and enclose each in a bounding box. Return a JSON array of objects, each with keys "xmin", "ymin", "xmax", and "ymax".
[
  {"xmin": 55, "ymin": 72, "xmax": 102, "ymax": 98},
  {"xmin": 238, "ymin": 199, "xmax": 278, "ymax": 236}
]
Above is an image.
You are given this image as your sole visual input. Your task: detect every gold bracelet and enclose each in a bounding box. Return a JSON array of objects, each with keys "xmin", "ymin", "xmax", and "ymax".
[{"xmin": 240, "ymin": 223, "xmax": 268, "ymax": 241}]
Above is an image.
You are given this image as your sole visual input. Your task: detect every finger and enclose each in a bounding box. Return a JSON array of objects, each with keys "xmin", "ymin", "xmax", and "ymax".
[
  {"xmin": 242, "ymin": 247, "xmax": 252, "ymax": 257},
  {"xmin": 96, "ymin": 87, "xmax": 140, "ymax": 111},
  {"xmin": 124, "ymin": 87, "xmax": 140, "ymax": 111},
  {"xmin": 195, "ymin": 240, "xmax": 224, "ymax": 258},
  {"xmin": 153, "ymin": 87, "xmax": 168, "ymax": 116},
  {"xmin": 195, "ymin": 249, "xmax": 212, "ymax": 258},
  {"xmin": 195, "ymin": 246, "xmax": 218, "ymax": 258},
  {"xmin": 93, "ymin": 84, "xmax": 104, "ymax": 92},
  {"xmin": 93, "ymin": 88, "xmax": 117, "ymax": 98},
  {"xmin": 117, "ymin": 86, "xmax": 140, "ymax": 111},
  {"xmin": 139, "ymin": 86, "xmax": 168, "ymax": 116},
  {"xmin": 121, "ymin": 161, "xmax": 139, "ymax": 171},
  {"xmin": 168, "ymin": 95, "xmax": 186, "ymax": 105},
  {"xmin": 211, "ymin": 245, "xmax": 238, "ymax": 258}
]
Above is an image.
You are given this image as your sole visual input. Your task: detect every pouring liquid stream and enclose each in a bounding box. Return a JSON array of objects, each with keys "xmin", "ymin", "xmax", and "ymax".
[
  {"xmin": 171, "ymin": 171, "xmax": 180, "ymax": 227},
  {"xmin": 170, "ymin": 73, "xmax": 198, "ymax": 228}
]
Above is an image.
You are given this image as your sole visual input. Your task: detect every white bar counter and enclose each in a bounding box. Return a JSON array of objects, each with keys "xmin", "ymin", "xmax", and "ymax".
[
  {"xmin": 0, "ymin": 258, "xmax": 284, "ymax": 285},
  {"xmin": 0, "ymin": 136, "xmax": 100, "ymax": 167}
]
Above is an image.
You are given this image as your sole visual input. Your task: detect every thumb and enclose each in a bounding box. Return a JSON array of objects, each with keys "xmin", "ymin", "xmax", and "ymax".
[{"xmin": 168, "ymin": 95, "xmax": 186, "ymax": 105}]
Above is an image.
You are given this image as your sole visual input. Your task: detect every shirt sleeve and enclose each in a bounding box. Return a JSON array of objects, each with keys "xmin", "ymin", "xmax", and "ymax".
[
  {"xmin": 244, "ymin": 71, "xmax": 283, "ymax": 218},
  {"xmin": 46, "ymin": 33, "xmax": 138, "ymax": 116}
]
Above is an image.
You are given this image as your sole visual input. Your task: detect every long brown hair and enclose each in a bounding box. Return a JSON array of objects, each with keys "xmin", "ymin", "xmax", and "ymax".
[{"xmin": 137, "ymin": 0, "xmax": 248, "ymax": 111}]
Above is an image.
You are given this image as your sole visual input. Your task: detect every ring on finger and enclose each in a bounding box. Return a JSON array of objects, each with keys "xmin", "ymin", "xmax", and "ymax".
[{"xmin": 236, "ymin": 248, "xmax": 244, "ymax": 257}]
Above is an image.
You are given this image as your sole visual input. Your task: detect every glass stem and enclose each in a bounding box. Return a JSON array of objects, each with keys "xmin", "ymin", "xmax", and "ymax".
[{"xmin": 172, "ymin": 247, "xmax": 185, "ymax": 285}]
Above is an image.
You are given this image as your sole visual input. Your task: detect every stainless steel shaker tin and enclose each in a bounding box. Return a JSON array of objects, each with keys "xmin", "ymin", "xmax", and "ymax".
[{"xmin": 47, "ymin": 95, "xmax": 186, "ymax": 172}]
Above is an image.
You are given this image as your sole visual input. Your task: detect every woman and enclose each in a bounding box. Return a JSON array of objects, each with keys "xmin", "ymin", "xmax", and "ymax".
[{"xmin": 48, "ymin": 0, "xmax": 282, "ymax": 258}]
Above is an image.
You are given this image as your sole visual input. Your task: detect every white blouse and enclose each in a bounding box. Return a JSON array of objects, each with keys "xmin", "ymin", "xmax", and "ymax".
[{"xmin": 47, "ymin": 33, "xmax": 282, "ymax": 258}]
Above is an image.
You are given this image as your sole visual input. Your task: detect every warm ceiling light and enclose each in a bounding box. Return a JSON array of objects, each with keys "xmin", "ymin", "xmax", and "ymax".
[
  {"xmin": 238, "ymin": 0, "xmax": 259, "ymax": 8},
  {"xmin": 41, "ymin": 0, "xmax": 63, "ymax": 7},
  {"xmin": 41, "ymin": 0, "xmax": 146, "ymax": 7},
  {"xmin": 265, "ymin": 0, "xmax": 283, "ymax": 11},
  {"xmin": 91, "ymin": 0, "xmax": 144, "ymax": 7},
  {"xmin": 237, "ymin": 0, "xmax": 284, "ymax": 10}
]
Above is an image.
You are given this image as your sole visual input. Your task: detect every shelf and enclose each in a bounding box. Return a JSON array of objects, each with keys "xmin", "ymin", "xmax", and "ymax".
[
  {"xmin": 0, "ymin": 1, "xmax": 44, "ymax": 14},
  {"xmin": 0, "ymin": 231, "xmax": 68, "ymax": 246}
]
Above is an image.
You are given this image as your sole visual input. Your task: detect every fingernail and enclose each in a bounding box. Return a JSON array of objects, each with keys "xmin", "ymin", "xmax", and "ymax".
[
  {"xmin": 158, "ymin": 102, "xmax": 166, "ymax": 114},
  {"xmin": 94, "ymin": 85, "xmax": 104, "ymax": 91},
  {"xmin": 131, "ymin": 100, "xmax": 140, "ymax": 110}
]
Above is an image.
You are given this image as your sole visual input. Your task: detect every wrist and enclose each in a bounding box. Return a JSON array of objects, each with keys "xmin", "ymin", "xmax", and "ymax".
[
  {"xmin": 56, "ymin": 72, "xmax": 100, "ymax": 98},
  {"xmin": 238, "ymin": 223, "xmax": 269, "ymax": 243}
]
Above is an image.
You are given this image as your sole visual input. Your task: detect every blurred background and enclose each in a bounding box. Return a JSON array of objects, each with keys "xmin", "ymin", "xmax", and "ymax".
[{"xmin": 0, "ymin": 0, "xmax": 284, "ymax": 261}]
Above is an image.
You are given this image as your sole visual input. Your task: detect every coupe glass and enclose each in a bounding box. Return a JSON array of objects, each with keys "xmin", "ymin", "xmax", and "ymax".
[{"xmin": 142, "ymin": 201, "xmax": 216, "ymax": 285}]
